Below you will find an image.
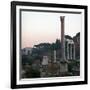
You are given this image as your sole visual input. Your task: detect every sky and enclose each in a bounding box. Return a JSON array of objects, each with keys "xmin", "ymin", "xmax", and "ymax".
[{"xmin": 21, "ymin": 11, "xmax": 81, "ymax": 48}]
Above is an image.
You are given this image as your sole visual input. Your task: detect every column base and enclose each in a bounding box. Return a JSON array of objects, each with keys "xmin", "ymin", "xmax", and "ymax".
[{"xmin": 59, "ymin": 60, "xmax": 68, "ymax": 75}]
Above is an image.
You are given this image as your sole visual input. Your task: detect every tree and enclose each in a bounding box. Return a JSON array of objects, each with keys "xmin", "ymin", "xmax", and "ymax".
[{"xmin": 55, "ymin": 39, "xmax": 61, "ymax": 49}]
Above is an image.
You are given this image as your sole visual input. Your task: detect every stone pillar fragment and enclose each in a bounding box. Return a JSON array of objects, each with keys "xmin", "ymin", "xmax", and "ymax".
[
  {"xmin": 42, "ymin": 56, "xmax": 48, "ymax": 65},
  {"xmin": 54, "ymin": 50, "xmax": 56, "ymax": 63}
]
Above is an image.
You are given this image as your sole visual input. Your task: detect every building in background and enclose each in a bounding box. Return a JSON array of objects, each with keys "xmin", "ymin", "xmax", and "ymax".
[{"xmin": 22, "ymin": 47, "xmax": 32, "ymax": 55}]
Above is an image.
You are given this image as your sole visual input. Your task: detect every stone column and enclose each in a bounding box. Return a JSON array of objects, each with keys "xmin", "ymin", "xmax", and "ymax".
[
  {"xmin": 60, "ymin": 16, "xmax": 65, "ymax": 60},
  {"xmin": 70, "ymin": 44, "xmax": 72, "ymax": 59},
  {"xmin": 54, "ymin": 50, "xmax": 56, "ymax": 63},
  {"xmin": 69, "ymin": 44, "xmax": 70, "ymax": 60},
  {"xmin": 59, "ymin": 16, "xmax": 68, "ymax": 75},
  {"xmin": 67, "ymin": 42, "xmax": 69, "ymax": 60},
  {"xmin": 73, "ymin": 44, "xmax": 75, "ymax": 60}
]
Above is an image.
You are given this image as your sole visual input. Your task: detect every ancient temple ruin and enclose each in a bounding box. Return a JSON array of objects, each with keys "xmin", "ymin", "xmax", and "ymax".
[
  {"xmin": 65, "ymin": 36, "xmax": 75, "ymax": 60},
  {"xmin": 40, "ymin": 16, "xmax": 76, "ymax": 77},
  {"xmin": 21, "ymin": 16, "xmax": 80, "ymax": 79},
  {"xmin": 60, "ymin": 16, "xmax": 75, "ymax": 61}
]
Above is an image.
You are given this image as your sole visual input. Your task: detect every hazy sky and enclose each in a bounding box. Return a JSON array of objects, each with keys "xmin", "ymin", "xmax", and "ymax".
[{"xmin": 21, "ymin": 11, "xmax": 81, "ymax": 48}]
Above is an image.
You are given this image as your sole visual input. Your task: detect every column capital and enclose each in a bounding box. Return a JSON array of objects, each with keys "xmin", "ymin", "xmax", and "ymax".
[{"xmin": 60, "ymin": 16, "xmax": 65, "ymax": 22}]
